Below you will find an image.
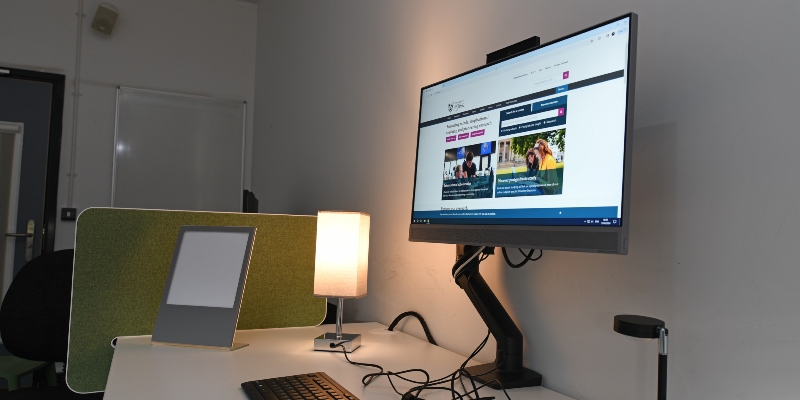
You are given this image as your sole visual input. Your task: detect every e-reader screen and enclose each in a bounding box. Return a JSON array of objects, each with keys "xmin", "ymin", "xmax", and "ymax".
[{"xmin": 165, "ymin": 230, "xmax": 251, "ymax": 308}]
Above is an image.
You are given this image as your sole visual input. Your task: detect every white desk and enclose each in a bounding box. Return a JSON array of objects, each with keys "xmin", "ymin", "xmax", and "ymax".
[{"xmin": 104, "ymin": 322, "xmax": 574, "ymax": 400}]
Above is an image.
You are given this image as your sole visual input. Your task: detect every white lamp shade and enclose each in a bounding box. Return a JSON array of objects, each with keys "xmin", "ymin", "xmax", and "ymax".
[{"xmin": 313, "ymin": 211, "xmax": 370, "ymax": 299}]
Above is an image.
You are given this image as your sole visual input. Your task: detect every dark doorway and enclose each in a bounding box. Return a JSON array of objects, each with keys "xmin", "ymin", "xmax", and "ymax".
[{"xmin": 0, "ymin": 67, "xmax": 65, "ymax": 281}]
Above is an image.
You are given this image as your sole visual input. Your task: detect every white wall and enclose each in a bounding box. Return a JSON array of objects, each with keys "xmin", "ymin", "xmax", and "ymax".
[
  {"xmin": 0, "ymin": 0, "xmax": 258, "ymax": 250},
  {"xmin": 253, "ymin": 1, "xmax": 800, "ymax": 399}
]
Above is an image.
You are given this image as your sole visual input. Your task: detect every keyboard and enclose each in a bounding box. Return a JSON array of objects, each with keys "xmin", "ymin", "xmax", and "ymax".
[{"xmin": 241, "ymin": 372, "xmax": 360, "ymax": 400}]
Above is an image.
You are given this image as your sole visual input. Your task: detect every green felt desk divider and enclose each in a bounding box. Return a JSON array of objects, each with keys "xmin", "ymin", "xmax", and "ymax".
[{"xmin": 67, "ymin": 208, "xmax": 326, "ymax": 393}]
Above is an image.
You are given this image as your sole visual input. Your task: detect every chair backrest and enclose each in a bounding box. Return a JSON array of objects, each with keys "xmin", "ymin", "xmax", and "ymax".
[
  {"xmin": 0, "ymin": 249, "xmax": 75, "ymax": 362},
  {"xmin": 67, "ymin": 208, "xmax": 326, "ymax": 393}
]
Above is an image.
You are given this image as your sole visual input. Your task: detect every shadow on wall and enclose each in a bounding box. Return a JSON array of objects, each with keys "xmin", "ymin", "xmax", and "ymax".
[
  {"xmin": 629, "ymin": 122, "xmax": 680, "ymax": 270},
  {"xmin": 491, "ymin": 122, "xmax": 680, "ymax": 399}
]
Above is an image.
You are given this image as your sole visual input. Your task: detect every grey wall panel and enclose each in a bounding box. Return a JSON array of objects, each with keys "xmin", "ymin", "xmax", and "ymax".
[{"xmin": 113, "ymin": 87, "xmax": 245, "ymax": 212}]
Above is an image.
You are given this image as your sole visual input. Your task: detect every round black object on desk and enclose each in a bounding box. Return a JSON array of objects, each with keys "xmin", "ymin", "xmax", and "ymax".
[
  {"xmin": 613, "ymin": 314, "xmax": 668, "ymax": 400},
  {"xmin": 614, "ymin": 315, "xmax": 665, "ymax": 339}
]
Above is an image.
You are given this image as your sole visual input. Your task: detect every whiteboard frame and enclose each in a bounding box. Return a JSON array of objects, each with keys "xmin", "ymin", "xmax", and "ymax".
[{"xmin": 111, "ymin": 86, "xmax": 246, "ymax": 211}]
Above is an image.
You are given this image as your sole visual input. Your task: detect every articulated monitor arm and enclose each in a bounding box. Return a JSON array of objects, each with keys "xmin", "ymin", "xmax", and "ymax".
[{"xmin": 451, "ymin": 245, "xmax": 542, "ymax": 389}]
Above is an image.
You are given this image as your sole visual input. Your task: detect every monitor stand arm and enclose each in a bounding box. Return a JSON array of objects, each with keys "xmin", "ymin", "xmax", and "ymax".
[{"xmin": 452, "ymin": 245, "xmax": 542, "ymax": 389}]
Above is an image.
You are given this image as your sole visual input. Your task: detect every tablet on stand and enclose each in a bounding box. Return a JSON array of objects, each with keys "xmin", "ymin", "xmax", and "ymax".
[{"xmin": 152, "ymin": 226, "xmax": 256, "ymax": 351}]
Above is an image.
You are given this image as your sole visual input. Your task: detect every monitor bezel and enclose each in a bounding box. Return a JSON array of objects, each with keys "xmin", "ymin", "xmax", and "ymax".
[{"xmin": 408, "ymin": 13, "xmax": 637, "ymax": 254}]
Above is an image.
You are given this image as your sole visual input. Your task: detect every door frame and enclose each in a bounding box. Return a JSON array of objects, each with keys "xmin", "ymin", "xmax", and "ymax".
[
  {"xmin": 0, "ymin": 67, "xmax": 65, "ymax": 253},
  {"xmin": 1, "ymin": 122, "xmax": 24, "ymax": 299}
]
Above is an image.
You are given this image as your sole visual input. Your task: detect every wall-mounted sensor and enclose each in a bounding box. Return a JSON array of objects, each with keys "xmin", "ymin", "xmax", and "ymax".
[
  {"xmin": 91, "ymin": 3, "xmax": 119, "ymax": 35},
  {"xmin": 61, "ymin": 207, "xmax": 77, "ymax": 221}
]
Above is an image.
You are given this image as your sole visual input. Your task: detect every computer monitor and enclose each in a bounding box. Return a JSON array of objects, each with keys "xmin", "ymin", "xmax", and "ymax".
[
  {"xmin": 407, "ymin": 13, "xmax": 638, "ymax": 390},
  {"xmin": 410, "ymin": 13, "xmax": 637, "ymax": 255}
]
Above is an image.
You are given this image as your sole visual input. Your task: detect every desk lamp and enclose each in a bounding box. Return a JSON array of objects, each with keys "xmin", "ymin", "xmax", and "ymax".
[
  {"xmin": 313, "ymin": 211, "xmax": 370, "ymax": 352},
  {"xmin": 613, "ymin": 314, "xmax": 668, "ymax": 400}
]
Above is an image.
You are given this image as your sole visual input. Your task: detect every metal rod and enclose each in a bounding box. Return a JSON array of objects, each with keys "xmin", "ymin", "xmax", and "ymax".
[
  {"xmin": 657, "ymin": 327, "xmax": 668, "ymax": 400},
  {"xmin": 67, "ymin": 0, "xmax": 84, "ymax": 208},
  {"xmin": 335, "ymin": 298, "xmax": 343, "ymax": 340},
  {"xmin": 658, "ymin": 353, "xmax": 667, "ymax": 400}
]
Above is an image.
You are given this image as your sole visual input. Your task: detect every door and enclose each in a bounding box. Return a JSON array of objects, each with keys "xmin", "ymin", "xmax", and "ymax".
[
  {"xmin": 0, "ymin": 122, "xmax": 25, "ymax": 299},
  {"xmin": 0, "ymin": 67, "xmax": 65, "ymax": 293}
]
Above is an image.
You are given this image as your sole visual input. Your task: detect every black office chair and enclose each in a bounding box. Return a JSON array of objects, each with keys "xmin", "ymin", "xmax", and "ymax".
[{"xmin": 0, "ymin": 249, "xmax": 102, "ymax": 399}]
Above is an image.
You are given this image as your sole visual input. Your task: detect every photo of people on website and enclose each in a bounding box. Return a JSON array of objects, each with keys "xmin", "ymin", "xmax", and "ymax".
[
  {"xmin": 442, "ymin": 142, "xmax": 496, "ymax": 200},
  {"xmin": 495, "ymin": 129, "xmax": 565, "ymax": 197}
]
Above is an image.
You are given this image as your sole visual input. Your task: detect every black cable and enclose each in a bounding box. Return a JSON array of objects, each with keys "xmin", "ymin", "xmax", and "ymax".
[
  {"xmin": 397, "ymin": 332, "xmax": 487, "ymax": 398},
  {"xmin": 387, "ymin": 311, "xmax": 437, "ymax": 345},
  {"xmin": 332, "ymin": 330, "xmax": 510, "ymax": 400},
  {"xmin": 407, "ymin": 277, "xmax": 508, "ymax": 399},
  {"xmin": 333, "ymin": 341, "xmax": 430, "ymax": 397},
  {"xmin": 501, "ymin": 247, "xmax": 542, "ymax": 268},
  {"xmin": 331, "ymin": 250, "xmax": 519, "ymax": 399},
  {"xmin": 407, "ymin": 330, "xmax": 507, "ymax": 400},
  {"xmin": 449, "ymin": 329, "xmax": 489, "ymax": 398},
  {"xmin": 449, "ymin": 248, "xmax": 511, "ymax": 399},
  {"xmin": 455, "ymin": 278, "xmax": 510, "ymax": 399}
]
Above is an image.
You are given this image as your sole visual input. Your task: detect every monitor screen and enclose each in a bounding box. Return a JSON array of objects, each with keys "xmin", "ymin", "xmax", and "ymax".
[{"xmin": 409, "ymin": 14, "xmax": 637, "ymax": 254}]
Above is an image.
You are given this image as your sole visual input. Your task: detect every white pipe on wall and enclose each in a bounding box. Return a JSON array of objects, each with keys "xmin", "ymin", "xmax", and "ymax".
[{"xmin": 66, "ymin": 0, "xmax": 84, "ymax": 207}]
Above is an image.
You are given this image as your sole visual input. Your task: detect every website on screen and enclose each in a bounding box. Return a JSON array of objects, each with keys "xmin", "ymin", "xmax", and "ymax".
[{"xmin": 412, "ymin": 18, "xmax": 631, "ymax": 227}]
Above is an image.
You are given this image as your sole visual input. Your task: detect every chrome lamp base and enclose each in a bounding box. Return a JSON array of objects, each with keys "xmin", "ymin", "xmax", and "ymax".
[{"xmin": 313, "ymin": 332, "xmax": 361, "ymax": 353}]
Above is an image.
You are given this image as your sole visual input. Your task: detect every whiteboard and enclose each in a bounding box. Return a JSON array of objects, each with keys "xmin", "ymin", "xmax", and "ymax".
[{"xmin": 112, "ymin": 87, "xmax": 245, "ymax": 212}]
